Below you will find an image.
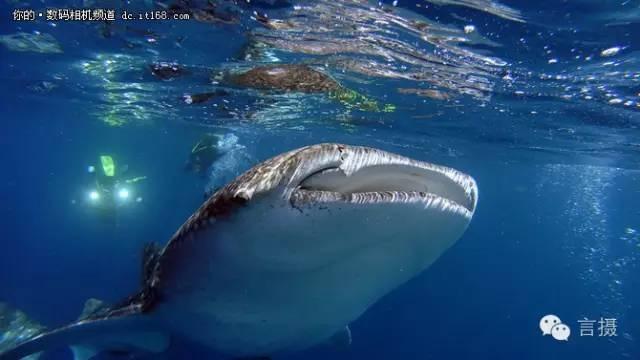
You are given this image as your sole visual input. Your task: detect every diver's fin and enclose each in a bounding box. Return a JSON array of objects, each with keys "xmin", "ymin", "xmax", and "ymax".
[
  {"xmin": 329, "ymin": 325, "xmax": 352, "ymax": 348},
  {"xmin": 0, "ymin": 314, "xmax": 168, "ymax": 360}
]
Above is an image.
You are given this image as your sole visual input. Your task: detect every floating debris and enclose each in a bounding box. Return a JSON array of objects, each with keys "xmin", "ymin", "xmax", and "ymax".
[
  {"xmin": 464, "ymin": 25, "xmax": 476, "ymax": 34},
  {"xmin": 0, "ymin": 32, "xmax": 63, "ymax": 54}
]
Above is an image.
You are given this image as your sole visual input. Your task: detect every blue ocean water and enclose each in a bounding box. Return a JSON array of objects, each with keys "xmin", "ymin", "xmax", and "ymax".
[{"xmin": 1, "ymin": 0, "xmax": 639, "ymax": 359}]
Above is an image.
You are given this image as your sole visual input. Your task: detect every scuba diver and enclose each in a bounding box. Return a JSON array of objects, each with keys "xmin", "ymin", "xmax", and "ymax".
[
  {"xmin": 86, "ymin": 155, "xmax": 145, "ymax": 217},
  {"xmin": 185, "ymin": 133, "xmax": 225, "ymax": 176},
  {"xmin": 185, "ymin": 133, "xmax": 255, "ymax": 198}
]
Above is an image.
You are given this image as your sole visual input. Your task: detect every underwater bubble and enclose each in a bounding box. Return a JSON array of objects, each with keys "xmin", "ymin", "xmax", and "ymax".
[{"xmin": 600, "ymin": 47, "xmax": 621, "ymax": 57}]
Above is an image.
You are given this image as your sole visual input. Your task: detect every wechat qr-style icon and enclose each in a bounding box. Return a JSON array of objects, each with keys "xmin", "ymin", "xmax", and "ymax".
[{"xmin": 540, "ymin": 314, "xmax": 570, "ymax": 341}]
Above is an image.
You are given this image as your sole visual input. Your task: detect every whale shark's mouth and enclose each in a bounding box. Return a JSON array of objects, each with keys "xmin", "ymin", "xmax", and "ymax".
[{"xmin": 290, "ymin": 161, "xmax": 477, "ymax": 218}]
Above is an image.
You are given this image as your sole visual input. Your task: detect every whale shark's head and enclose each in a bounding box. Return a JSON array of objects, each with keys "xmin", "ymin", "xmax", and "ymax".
[{"xmin": 162, "ymin": 142, "xmax": 476, "ymax": 251}]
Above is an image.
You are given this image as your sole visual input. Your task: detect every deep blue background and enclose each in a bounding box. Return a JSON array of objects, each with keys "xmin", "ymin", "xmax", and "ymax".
[{"xmin": 1, "ymin": 0, "xmax": 639, "ymax": 359}]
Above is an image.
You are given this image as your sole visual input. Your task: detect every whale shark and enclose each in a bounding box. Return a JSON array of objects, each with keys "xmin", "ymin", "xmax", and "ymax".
[{"xmin": 0, "ymin": 143, "xmax": 478, "ymax": 359}]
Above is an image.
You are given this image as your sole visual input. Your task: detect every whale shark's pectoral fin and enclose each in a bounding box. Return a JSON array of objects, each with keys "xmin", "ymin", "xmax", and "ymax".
[
  {"xmin": 0, "ymin": 313, "xmax": 169, "ymax": 360},
  {"xmin": 65, "ymin": 297, "xmax": 168, "ymax": 360}
]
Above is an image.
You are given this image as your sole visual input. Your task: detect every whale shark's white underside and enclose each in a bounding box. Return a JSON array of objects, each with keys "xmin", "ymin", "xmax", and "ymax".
[{"xmin": 1, "ymin": 143, "xmax": 478, "ymax": 360}]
